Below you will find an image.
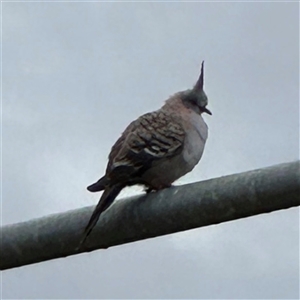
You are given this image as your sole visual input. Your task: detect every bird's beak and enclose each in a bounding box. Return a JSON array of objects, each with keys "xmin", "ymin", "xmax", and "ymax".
[{"xmin": 202, "ymin": 107, "xmax": 212, "ymax": 115}]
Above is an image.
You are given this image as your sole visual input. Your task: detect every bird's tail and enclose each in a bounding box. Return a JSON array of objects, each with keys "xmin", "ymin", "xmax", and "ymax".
[
  {"xmin": 79, "ymin": 184, "xmax": 123, "ymax": 247},
  {"xmin": 87, "ymin": 176, "xmax": 108, "ymax": 192}
]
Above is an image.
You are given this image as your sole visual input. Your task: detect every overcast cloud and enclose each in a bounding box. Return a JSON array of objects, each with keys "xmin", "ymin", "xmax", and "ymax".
[{"xmin": 1, "ymin": 1, "xmax": 299, "ymax": 299}]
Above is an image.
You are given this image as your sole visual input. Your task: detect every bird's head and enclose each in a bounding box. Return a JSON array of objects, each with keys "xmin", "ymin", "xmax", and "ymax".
[{"xmin": 182, "ymin": 61, "xmax": 212, "ymax": 116}]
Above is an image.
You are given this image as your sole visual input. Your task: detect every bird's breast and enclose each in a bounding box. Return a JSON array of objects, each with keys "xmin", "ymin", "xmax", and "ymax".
[{"xmin": 182, "ymin": 113, "xmax": 208, "ymax": 170}]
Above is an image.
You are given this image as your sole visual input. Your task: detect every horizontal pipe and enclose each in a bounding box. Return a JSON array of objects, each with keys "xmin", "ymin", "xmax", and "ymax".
[{"xmin": 1, "ymin": 161, "xmax": 299, "ymax": 270}]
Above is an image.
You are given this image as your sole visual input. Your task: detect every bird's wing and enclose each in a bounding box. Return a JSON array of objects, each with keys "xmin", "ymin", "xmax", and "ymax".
[
  {"xmin": 106, "ymin": 110, "xmax": 186, "ymax": 182},
  {"xmin": 80, "ymin": 111, "xmax": 185, "ymax": 247}
]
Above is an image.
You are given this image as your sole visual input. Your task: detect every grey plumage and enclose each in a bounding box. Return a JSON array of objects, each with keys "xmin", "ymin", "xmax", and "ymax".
[{"xmin": 80, "ymin": 61, "xmax": 211, "ymax": 246}]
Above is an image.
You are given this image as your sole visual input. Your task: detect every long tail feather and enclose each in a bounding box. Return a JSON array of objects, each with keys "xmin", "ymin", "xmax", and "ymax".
[
  {"xmin": 87, "ymin": 176, "xmax": 108, "ymax": 192},
  {"xmin": 79, "ymin": 184, "xmax": 123, "ymax": 247}
]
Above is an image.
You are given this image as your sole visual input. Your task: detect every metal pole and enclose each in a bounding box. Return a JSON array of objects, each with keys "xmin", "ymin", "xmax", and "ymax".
[{"xmin": 1, "ymin": 161, "xmax": 299, "ymax": 270}]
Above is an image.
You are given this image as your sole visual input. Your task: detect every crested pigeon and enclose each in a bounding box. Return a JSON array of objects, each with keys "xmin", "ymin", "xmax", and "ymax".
[{"xmin": 80, "ymin": 61, "xmax": 211, "ymax": 246}]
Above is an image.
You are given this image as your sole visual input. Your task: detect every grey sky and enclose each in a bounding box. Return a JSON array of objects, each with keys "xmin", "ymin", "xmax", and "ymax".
[{"xmin": 2, "ymin": 1, "xmax": 299, "ymax": 299}]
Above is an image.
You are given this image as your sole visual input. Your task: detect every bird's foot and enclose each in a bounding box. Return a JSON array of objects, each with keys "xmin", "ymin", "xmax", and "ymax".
[
  {"xmin": 145, "ymin": 187, "xmax": 154, "ymax": 194},
  {"xmin": 144, "ymin": 184, "xmax": 172, "ymax": 193}
]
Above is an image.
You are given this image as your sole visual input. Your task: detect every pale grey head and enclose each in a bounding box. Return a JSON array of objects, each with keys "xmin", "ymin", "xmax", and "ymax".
[{"xmin": 181, "ymin": 61, "xmax": 212, "ymax": 115}]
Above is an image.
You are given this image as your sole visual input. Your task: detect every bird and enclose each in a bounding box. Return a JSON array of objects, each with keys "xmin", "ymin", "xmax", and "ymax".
[{"xmin": 80, "ymin": 61, "xmax": 211, "ymax": 246}]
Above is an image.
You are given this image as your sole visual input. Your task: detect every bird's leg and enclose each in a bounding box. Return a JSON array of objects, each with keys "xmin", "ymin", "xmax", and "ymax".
[
  {"xmin": 160, "ymin": 184, "xmax": 172, "ymax": 190},
  {"xmin": 145, "ymin": 187, "xmax": 154, "ymax": 194},
  {"xmin": 144, "ymin": 184, "xmax": 172, "ymax": 193}
]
